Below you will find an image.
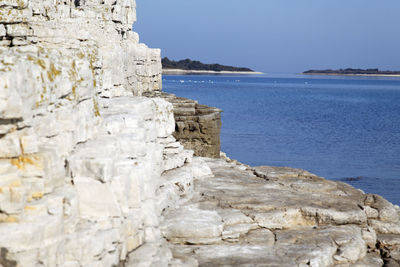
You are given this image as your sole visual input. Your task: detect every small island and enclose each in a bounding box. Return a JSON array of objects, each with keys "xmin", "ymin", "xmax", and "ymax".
[
  {"xmin": 303, "ymin": 68, "xmax": 400, "ymax": 77},
  {"xmin": 162, "ymin": 57, "xmax": 262, "ymax": 75}
]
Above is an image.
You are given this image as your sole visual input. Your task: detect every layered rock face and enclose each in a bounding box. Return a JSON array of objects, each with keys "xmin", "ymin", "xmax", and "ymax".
[
  {"xmin": 1, "ymin": 1, "xmax": 400, "ymax": 267},
  {"xmin": 0, "ymin": 0, "xmax": 199, "ymax": 265},
  {"xmin": 162, "ymin": 93, "xmax": 222, "ymax": 158}
]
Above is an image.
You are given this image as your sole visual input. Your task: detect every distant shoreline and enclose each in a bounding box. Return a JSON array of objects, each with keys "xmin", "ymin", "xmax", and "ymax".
[
  {"xmin": 302, "ymin": 73, "xmax": 400, "ymax": 77},
  {"xmin": 162, "ymin": 68, "xmax": 263, "ymax": 75},
  {"xmin": 302, "ymin": 68, "xmax": 400, "ymax": 77}
]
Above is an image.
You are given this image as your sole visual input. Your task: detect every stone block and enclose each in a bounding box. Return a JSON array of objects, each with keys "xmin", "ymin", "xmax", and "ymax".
[
  {"xmin": 0, "ymin": 178, "xmax": 26, "ymax": 214},
  {"xmin": 0, "ymin": 24, "xmax": 5, "ymax": 36},
  {"xmin": 0, "ymin": 131, "xmax": 22, "ymax": 158},
  {"xmin": 0, "ymin": 8, "xmax": 31, "ymax": 23},
  {"xmin": 75, "ymin": 177, "xmax": 121, "ymax": 219},
  {"xmin": 20, "ymin": 134, "xmax": 39, "ymax": 154},
  {"xmin": 0, "ymin": 0, "xmax": 29, "ymax": 8},
  {"xmin": 6, "ymin": 23, "xmax": 33, "ymax": 37},
  {"xmin": 162, "ymin": 206, "xmax": 223, "ymax": 245}
]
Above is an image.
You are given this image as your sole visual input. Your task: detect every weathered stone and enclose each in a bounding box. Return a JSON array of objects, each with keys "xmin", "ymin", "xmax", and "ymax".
[
  {"xmin": 0, "ymin": 24, "xmax": 5, "ymax": 36},
  {"xmin": 75, "ymin": 176, "xmax": 121, "ymax": 219},
  {"xmin": 162, "ymin": 93, "xmax": 222, "ymax": 158},
  {"xmin": 161, "ymin": 158, "xmax": 399, "ymax": 266},
  {"xmin": 0, "ymin": 131, "xmax": 21, "ymax": 158},
  {"xmin": 366, "ymin": 194, "xmax": 400, "ymax": 223},
  {"xmin": 5, "ymin": 24, "xmax": 32, "ymax": 37},
  {"xmin": 0, "ymin": 0, "xmax": 399, "ymax": 266},
  {"xmin": 0, "ymin": 8, "xmax": 31, "ymax": 23},
  {"xmin": 162, "ymin": 205, "xmax": 223, "ymax": 245}
]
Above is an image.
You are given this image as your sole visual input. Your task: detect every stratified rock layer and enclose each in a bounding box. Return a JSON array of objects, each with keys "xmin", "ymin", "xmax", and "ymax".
[
  {"xmin": 162, "ymin": 93, "xmax": 222, "ymax": 158},
  {"xmin": 0, "ymin": 0, "xmax": 198, "ymax": 265},
  {"xmin": 1, "ymin": 1, "xmax": 399, "ymax": 266}
]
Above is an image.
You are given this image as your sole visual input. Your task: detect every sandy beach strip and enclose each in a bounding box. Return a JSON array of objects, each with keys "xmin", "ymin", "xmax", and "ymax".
[{"xmin": 162, "ymin": 68, "xmax": 263, "ymax": 75}]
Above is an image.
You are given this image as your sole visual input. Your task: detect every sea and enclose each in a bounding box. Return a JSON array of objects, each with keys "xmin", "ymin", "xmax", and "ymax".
[{"xmin": 162, "ymin": 74, "xmax": 400, "ymax": 205}]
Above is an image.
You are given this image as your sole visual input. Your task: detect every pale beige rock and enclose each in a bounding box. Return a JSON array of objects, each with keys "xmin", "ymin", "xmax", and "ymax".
[
  {"xmin": 0, "ymin": 24, "xmax": 5, "ymax": 36},
  {"xmin": 0, "ymin": 0, "xmax": 29, "ymax": 8},
  {"xmin": 252, "ymin": 208, "xmax": 315, "ymax": 229},
  {"xmin": 0, "ymin": 131, "xmax": 21, "ymax": 158},
  {"xmin": 162, "ymin": 159, "xmax": 399, "ymax": 266},
  {"xmin": 75, "ymin": 177, "xmax": 121, "ymax": 219},
  {"xmin": 162, "ymin": 205, "xmax": 223, "ymax": 245},
  {"xmin": 0, "ymin": 0, "xmax": 398, "ymax": 266},
  {"xmin": 6, "ymin": 23, "xmax": 33, "ymax": 37},
  {"xmin": 369, "ymin": 219, "xmax": 400, "ymax": 234}
]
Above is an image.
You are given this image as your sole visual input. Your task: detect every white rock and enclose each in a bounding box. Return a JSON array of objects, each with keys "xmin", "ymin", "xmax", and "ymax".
[
  {"xmin": 74, "ymin": 177, "xmax": 121, "ymax": 219},
  {"xmin": 0, "ymin": 24, "xmax": 6, "ymax": 36},
  {"xmin": 252, "ymin": 208, "xmax": 313, "ymax": 230},
  {"xmin": 162, "ymin": 206, "xmax": 223, "ymax": 245},
  {"xmin": 6, "ymin": 24, "xmax": 33, "ymax": 37},
  {"xmin": 0, "ymin": 131, "xmax": 21, "ymax": 158}
]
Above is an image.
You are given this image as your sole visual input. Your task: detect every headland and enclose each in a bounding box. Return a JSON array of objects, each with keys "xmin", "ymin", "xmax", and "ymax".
[
  {"xmin": 303, "ymin": 68, "xmax": 400, "ymax": 77},
  {"xmin": 162, "ymin": 57, "xmax": 263, "ymax": 75}
]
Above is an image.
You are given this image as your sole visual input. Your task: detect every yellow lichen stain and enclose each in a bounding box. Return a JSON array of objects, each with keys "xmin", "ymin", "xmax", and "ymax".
[
  {"xmin": 0, "ymin": 67, "xmax": 11, "ymax": 72},
  {"xmin": 38, "ymin": 46, "xmax": 45, "ymax": 54},
  {"xmin": 47, "ymin": 63, "xmax": 61, "ymax": 82},
  {"xmin": 69, "ymin": 60, "xmax": 78, "ymax": 79},
  {"xmin": 6, "ymin": 217, "xmax": 18, "ymax": 223},
  {"xmin": 10, "ymin": 155, "xmax": 42, "ymax": 171},
  {"xmin": 9, "ymin": 180, "xmax": 21, "ymax": 188},
  {"xmin": 93, "ymin": 98, "xmax": 101, "ymax": 117},
  {"xmin": 4, "ymin": 83, "xmax": 7, "ymax": 89},
  {"xmin": 88, "ymin": 50, "xmax": 98, "ymax": 89},
  {"xmin": 67, "ymin": 60, "xmax": 83, "ymax": 101},
  {"xmin": 27, "ymin": 55, "xmax": 46, "ymax": 69},
  {"xmin": 0, "ymin": 187, "xmax": 3, "ymax": 194},
  {"xmin": 17, "ymin": 0, "xmax": 26, "ymax": 8},
  {"xmin": 72, "ymin": 85, "xmax": 77, "ymax": 98},
  {"xmin": 24, "ymin": 206, "xmax": 36, "ymax": 211},
  {"xmin": 31, "ymin": 192, "xmax": 43, "ymax": 200},
  {"xmin": 77, "ymin": 52, "xmax": 85, "ymax": 59},
  {"xmin": 0, "ymin": 60, "xmax": 13, "ymax": 66},
  {"xmin": 35, "ymin": 85, "xmax": 47, "ymax": 108},
  {"xmin": 0, "ymin": 216, "xmax": 19, "ymax": 223}
]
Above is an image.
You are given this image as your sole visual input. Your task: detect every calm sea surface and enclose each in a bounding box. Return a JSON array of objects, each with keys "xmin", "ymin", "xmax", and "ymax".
[{"xmin": 163, "ymin": 74, "xmax": 400, "ymax": 205}]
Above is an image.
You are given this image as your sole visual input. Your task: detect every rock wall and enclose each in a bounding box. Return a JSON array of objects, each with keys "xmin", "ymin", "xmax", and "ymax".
[
  {"xmin": 162, "ymin": 93, "xmax": 222, "ymax": 158},
  {"xmin": 2, "ymin": 1, "xmax": 400, "ymax": 267},
  {"xmin": 0, "ymin": 1, "xmax": 205, "ymax": 265}
]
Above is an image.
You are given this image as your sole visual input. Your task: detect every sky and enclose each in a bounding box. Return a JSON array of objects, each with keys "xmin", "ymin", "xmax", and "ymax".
[{"xmin": 134, "ymin": 0, "xmax": 400, "ymax": 73}]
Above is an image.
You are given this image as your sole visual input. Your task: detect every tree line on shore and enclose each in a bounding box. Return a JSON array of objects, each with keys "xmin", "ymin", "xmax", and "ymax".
[
  {"xmin": 303, "ymin": 68, "xmax": 400, "ymax": 75},
  {"xmin": 162, "ymin": 57, "xmax": 254, "ymax": 72}
]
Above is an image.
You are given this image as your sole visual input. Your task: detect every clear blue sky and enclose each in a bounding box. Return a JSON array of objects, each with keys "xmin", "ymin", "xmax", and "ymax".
[{"xmin": 134, "ymin": 0, "xmax": 400, "ymax": 73}]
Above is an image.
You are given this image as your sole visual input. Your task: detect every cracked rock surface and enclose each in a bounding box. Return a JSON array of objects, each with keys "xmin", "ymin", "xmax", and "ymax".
[{"xmin": 162, "ymin": 158, "xmax": 400, "ymax": 267}]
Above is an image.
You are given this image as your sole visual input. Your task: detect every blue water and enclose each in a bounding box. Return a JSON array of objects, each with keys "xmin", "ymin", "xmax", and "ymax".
[{"xmin": 163, "ymin": 74, "xmax": 400, "ymax": 205}]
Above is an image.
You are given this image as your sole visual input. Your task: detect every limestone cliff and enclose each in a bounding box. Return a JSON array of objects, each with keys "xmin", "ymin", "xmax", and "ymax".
[
  {"xmin": 1, "ymin": 1, "xmax": 400, "ymax": 267},
  {"xmin": 0, "ymin": 0, "xmax": 199, "ymax": 265}
]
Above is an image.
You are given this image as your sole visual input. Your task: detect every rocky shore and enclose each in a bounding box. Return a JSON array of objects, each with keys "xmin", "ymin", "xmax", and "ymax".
[
  {"xmin": 0, "ymin": 1, "xmax": 399, "ymax": 266},
  {"xmin": 161, "ymin": 156, "xmax": 400, "ymax": 266}
]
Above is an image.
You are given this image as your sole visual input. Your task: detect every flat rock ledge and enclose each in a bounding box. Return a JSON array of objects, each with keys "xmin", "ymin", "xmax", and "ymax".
[{"xmin": 160, "ymin": 157, "xmax": 400, "ymax": 267}]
